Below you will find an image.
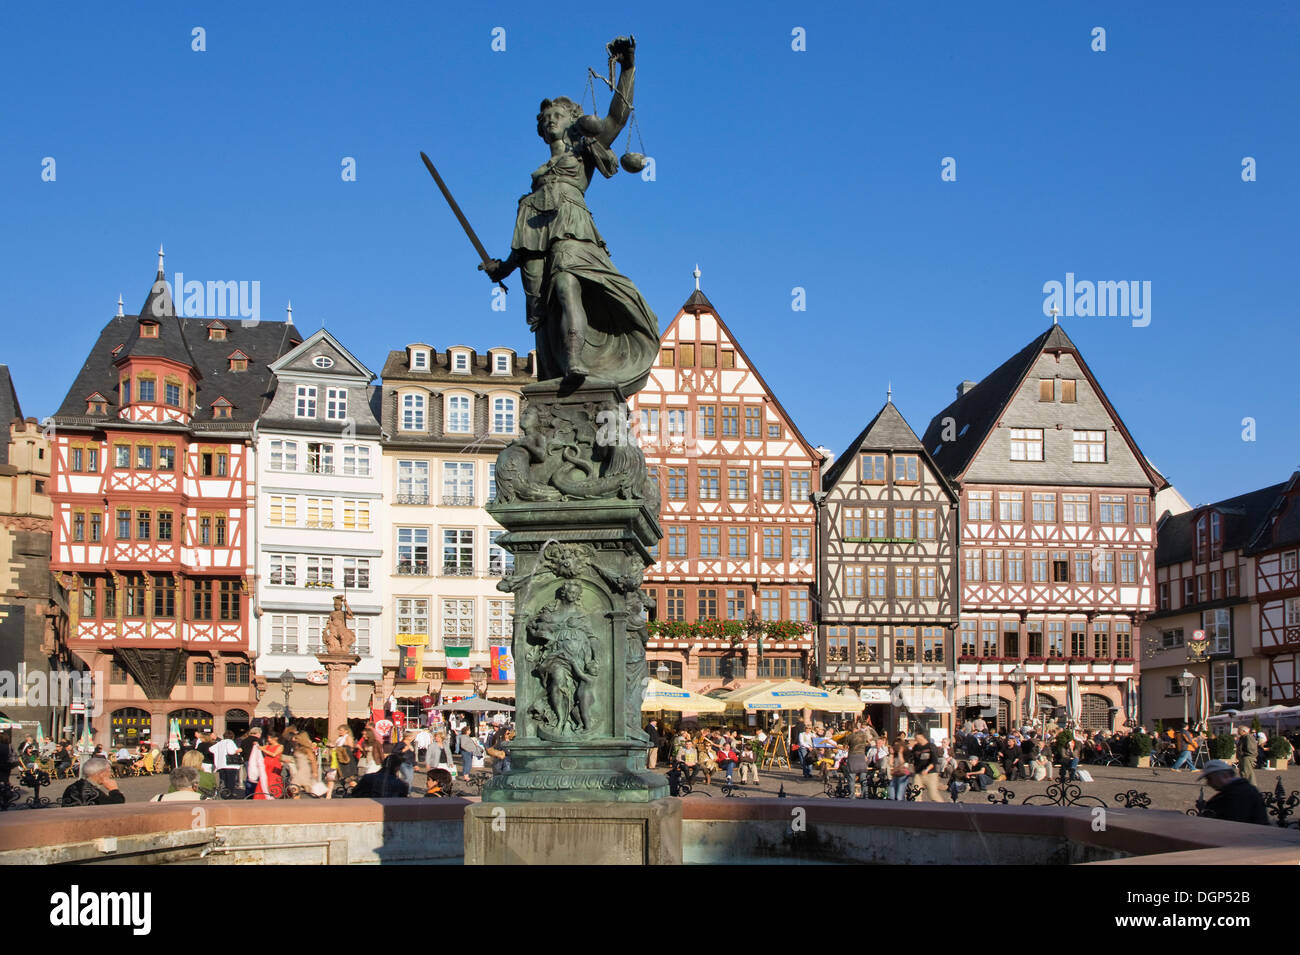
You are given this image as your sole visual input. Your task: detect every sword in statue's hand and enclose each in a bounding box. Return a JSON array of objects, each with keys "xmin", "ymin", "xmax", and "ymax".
[{"xmin": 419, "ymin": 151, "xmax": 507, "ymax": 293}]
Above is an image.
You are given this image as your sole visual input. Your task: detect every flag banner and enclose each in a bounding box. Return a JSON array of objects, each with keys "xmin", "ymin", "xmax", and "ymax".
[
  {"xmin": 445, "ymin": 645, "xmax": 471, "ymax": 680},
  {"xmin": 398, "ymin": 644, "xmax": 423, "ymax": 682},
  {"xmin": 490, "ymin": 645, "xmax": 514, "ymax": 681}
]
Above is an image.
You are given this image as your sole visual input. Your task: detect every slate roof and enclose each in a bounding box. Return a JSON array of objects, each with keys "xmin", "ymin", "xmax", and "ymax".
[
  {"xmin": 0, "ymin": 365, "xmax": 23, "ymax": 466},
  {"xmin": 52, "ymin": 266, "xmax": 296, "ymax": 432},
  {"xmin": 1246, "ymin": 472, "xmax": 1300, "ymax": 555},
  {"xmin": 921, "ymin": 325, "xmax": 1075, "ymax": 480},
  {"xmin": 681, "ymin": 288, "xmax": 716, "ymax": 314},
  {"xmin": 1155, "ymin": 482, "xmax": 1289, "ymax": 566},
  {"xmin": 822, "ymin": 400, "xmax": 924, "ymax": 490}
]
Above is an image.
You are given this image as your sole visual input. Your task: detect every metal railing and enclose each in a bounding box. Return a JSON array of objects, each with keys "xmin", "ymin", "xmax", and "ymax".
[
  {"xmin": 442, "ymin": 495, "xmax": 474, "ymax": 506},
  {"xmin": 395, "ymin": 493, "xmax": 430, "ymax": 505},
  {"xmin": 443, "ymin": 563, "xmax": 475, "ymax": 577},
  {"xmin": 395, "ymin": 562, "xmax": 431, "ymax": 576}
]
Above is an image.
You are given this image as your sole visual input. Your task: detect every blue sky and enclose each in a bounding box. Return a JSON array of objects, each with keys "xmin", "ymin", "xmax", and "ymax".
[{"xmin": 4, "ymin": 1, "xmax": 1297, "ymax": 506}]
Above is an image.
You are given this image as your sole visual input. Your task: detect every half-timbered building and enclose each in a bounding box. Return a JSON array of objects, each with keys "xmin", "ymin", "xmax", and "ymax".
[
  {"xmin": 817, "ymin": 398, "xmax": 960, "ymax": 736},
  {"xmin": 1140, "ymin": 484, "xmax": 1281, "ymax": 726},
  {"xmin": 252, "ymin": 327, "xmax": 384, "ymax": 722},
  {"xmin": 629, "ymin": 280, "xmax": 822, "ymax": 698},
  {"xmin": 48, "ymin": 253, "xmax": 297, "ymax": 745},
  {"xmin": 921, "ymin": 324, "xmax": 1162, "ymax": 732},
  {"xmin": 1247, "ymin": 473, "xmax": 1300, "ymax": 706}
]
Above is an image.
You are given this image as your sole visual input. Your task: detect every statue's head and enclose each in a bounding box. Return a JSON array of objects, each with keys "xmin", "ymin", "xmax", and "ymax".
[
  {"xmin": 557, "ymin": 580, "xmax": 584, "ymax": 605},
  {"xmin": 333, "ymin": 595, "xmax": 344, "ymax": 610},
  {"xmin": 536, "ymin": 97, "xmax": 584, "ymax": 143}
]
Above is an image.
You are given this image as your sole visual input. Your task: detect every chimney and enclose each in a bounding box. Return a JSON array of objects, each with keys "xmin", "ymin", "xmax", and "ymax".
[{"xmin": 957, "ymin": 380, "xmax": 977, "ymax": 398}]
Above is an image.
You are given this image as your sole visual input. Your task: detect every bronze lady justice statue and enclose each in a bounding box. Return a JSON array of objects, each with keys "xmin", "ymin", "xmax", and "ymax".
[{"xmin": 479, "ymin": 36, "xmax": 659, "ymax": 395}]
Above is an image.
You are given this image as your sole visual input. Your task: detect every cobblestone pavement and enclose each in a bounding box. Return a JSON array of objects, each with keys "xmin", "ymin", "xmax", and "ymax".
[{"xmin": 14, "ymin": 761, "xmax": 1300, "ymax": 816}]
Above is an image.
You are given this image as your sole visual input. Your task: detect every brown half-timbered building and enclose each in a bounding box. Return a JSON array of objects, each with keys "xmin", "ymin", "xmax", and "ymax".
[
  {"xmin": 1247, "ymin": 473, "xmax": 1300, "ymax": 705},
  {"xmin": 628, "ymin": 281, "xmax": 822, "ymax": 698},
  {"xmin": 817, "ymin": 398, "xmax": 960, "ymax": 736},
  {"xmin": 921, "ymin": 323, "xmax": 1163, "ymax": 732},
  {"xmin": 48, "ymin": 253, "xmax": 298, "ymax": 746}
]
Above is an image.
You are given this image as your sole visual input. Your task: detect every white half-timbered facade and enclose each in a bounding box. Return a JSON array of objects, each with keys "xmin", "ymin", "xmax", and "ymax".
[{"xmin": 1248, "ymin": 473, "xmax": 1300, "ymax": 705}]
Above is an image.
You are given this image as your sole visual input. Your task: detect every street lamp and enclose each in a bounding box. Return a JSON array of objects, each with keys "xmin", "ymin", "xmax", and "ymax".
[
  {"xmin": 1178, "ymin": 669, "xmax": 1195, "ymax": 730},
  {"xmin": 279, "ymin": 668, "xmax": 295, "ymax": 726},
  {"xmin": 656, "ymin": 661, "xmax": 669, "ymax": 683},
  {"xmin": 1008, "ymin": 664, "xmax": 1027, "ymax": 729},
  {"xmin": 471, "ymin": 664, "xmax": 487, "ymax": 696}
]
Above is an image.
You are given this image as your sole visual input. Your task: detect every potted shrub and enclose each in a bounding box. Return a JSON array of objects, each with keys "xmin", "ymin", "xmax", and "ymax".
[
  {"xmin": 1209, "ymin": 733, "xmax": 1236, "ymax": 761},
  {"xmin": 1130, "ymin": 731, "xmax": 1153, "ymax": 767},
  {"xmin": 1267, "ymin": 735, "xmax": 1292, "ymax": 770}
]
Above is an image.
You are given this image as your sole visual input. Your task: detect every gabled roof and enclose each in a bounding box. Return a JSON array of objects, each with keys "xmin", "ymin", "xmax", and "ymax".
[
  {"xmin": 822, "ymin": 399, "xmax": 959, "ymax": 501},
  {"xmin": 268, "ymin": 327, "xmax": 375, "ymax": 381},
  {"xmin": 121, "ymin": 264, "xmax": 199, "ymax": 371},
  {"xmin": 1155, "ymin": 481, "xmax": 1288, "ymax": 566},
  {"xmin": 920, "ymin": 323, "xmax": 1163, "ymax": 488},
  {"xmin": 1246, "ymin": 472, "xmax": 1300, "ymax": 555},
  {"xmin": 657, "ymin": 286, "xmax": 823, "ymax": 466}
]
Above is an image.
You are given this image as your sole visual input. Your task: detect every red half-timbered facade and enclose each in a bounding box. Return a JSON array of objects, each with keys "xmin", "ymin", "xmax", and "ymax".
[
  {"xmin": 1249, "ymin": 473, "xmax": 1300, "ymax": 705},
  {"xmin": 922, "ymin": 324, "xmax": 1163, "ymax": 731},
  {"xmin": 628, "ymin": 284, "xmax": 822, "ymax": 698},
  {"xmin": 48, "ymin": 255, "xmax": 296, "ymax": 745}
]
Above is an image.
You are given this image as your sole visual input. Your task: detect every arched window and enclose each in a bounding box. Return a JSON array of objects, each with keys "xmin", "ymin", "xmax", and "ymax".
[
  {"xmin": 110, "ymin": 707, "xmax": 152, "ymax": 748},
  {"xmin": 1080, "ymin": 693, "xmax": 1112, "ymax": 731},
  {"xmin": 401, "ymin": 392, "xmax": 426, "ymax": 431},
  {"xmin": 492, "ymin": 396, "xmax": 516, "ymax": 434},
  {"xmin": 445, "ymin": 395, "xmax": 471, "ymax": 434},
  {"xmin": 225, "ymin": 708, "xmax": 251, "ymax": 735}
]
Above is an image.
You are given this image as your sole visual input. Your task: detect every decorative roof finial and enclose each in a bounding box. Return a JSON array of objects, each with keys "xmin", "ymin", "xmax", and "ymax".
[
  {"xmin": 116, "ymin": 295, "xmax": 124, "ymax": 317},
  {"xmin": 693, "ymin": 264, "xmax": 700, "ymax": 291},
  {"xmin": 1050, "ymin": 305, "xmax": 1060, "ymax": 326},
  {"xmin": 286, "ymin": 300, "xmax": 293, "ymax": 325},
  {"xmin": 887, "ymin": 381, "xmax": 893, "ymax": 404},
  {"xmin": 157, "ymin": 244, "xmax": 165, "ymax": 274}
]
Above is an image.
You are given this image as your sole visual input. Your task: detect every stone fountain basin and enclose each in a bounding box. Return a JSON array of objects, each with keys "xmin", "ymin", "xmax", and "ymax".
[{"xmin": 1, "ymin": 798, "xmax": 1297, "ymax": 865}]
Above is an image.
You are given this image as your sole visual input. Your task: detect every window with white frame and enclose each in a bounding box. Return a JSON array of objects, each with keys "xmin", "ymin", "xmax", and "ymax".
[
  {"xmin": 268, "ymin": 496, "xmax": 297, "ymax": 526},
  {"xmin": 270, "ymin": 615, "xmax": 299, "ymax": 654},
  {"xmin": 306, "ymin": 442, "xmax": 333, "ymax": 474},
  {"xmin": 443, "ymin": 528, "xmax": 474, "ymax": 575},
  {"xmin": 1203, "ymin": 608, "xmax": 1232, "ymax": 654},
  {"xmin": 269, "ymin": 554, "xmax": 297, "ymax": 586},
  {"xmin": 397, "ymin": 460, "xmax": 429, "ymax": 503},
  {"xmin": 352, "ymin": 615, "xmax": 371, "ymax": 655},
  {"xmin": 451, "ymin": 351, "xmax": 470, "ymax": 373},
  {"xmin": 1072, "ymin": 430, "xmax": 1106, "ymax": 462},
  {"xmin": 1212, "ymin": 659, "xmax": 1240, "ymax": 706},
  {"xmin": 1285, "ymin": 597, "xmax": 1300, "ymax": 627},
  {"xmin": 396, "ymin": 598, "xmax": 430, "ymax": 641},
  {"xmin": 492, "ymin": 353, "xmax": 511, "ymax": 374},
  {"xmin": 492, "ymin": 396, "xmax": 516, "ymax": 434},
  {"xmin": 305, "ymin": 556, "xmax": 333, "ymax": 587},
  {"xmin": 401, "ymin": 393, "xmax": 426, "ymax": 431},
  {"xmin": 304, "ymin": 615, "xmax": 328, "ymax": 653},
  {"xmin": 396, "ymin": 527, "xmax": 429, "ymax": 574},
  {"xmin": 410, "ymin": 349, "xmax": 429, "ymax": 371},
  {"xmin": 341, "ymin": 499, "xmax": 370, "ymax": 531},
  {"xmin": 488, "ymin": 599, "xmax": 513, "ymax": 645},
  {"xmin": 343, "ymin": 557, "xmax": 370, "ymax": 589},
  {"xmin": 442, "ymin": 461, "xmax": 474, "ymax": 504},
  {"xmin": 446, "ymin": 395, "xmax": 471, "ymax": 433},
  {"xmin": 305, "ymin": 497, "xmax": 334, "ymax": 528},
  {"xmin": 489, "ymin": 530, "xmax": 514, "ymax": 576},
  {"xmin": 295, "ymin": 385, "xmax": 317, "ymax": 418},
  {"xmin": 341, "ymin": 444, "xmax": 370, "ymax": 476},
  {"xmin": 1283, "ymin": 551, "xmax": 1298, "ymax": 573},
  {"xmin": 442, "ymin": 598, "xmax": 474, "ymax": 648},
  {"xmin": 1009, "ymin": 428, "xmax": 1044, "ymax": 461},
  {"xmin": 487, "ymin": 463, "xmax": 496, "ymax": 503},
  {"xmin": 269, "ymin": 439, "xmax": 298, "ymax": 471},
  {"xmin": 325, "ymin": 387, "xmax": 347, "ymax": 420}
]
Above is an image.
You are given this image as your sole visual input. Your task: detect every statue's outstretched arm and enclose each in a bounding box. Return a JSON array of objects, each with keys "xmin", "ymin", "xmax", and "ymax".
[{"xmin": 597, "ymin": 36, "xmax": 636, "ymax": 148}]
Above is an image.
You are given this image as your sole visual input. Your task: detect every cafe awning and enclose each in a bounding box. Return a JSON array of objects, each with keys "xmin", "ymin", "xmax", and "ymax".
[
  {"xmin": 642, "ymin": 679, "xmax": 725, "ymax": 713},
  {"xmin": 721, "ymin": 680, "xmax": 833, "ymax": 711},
  {"xmin": 253, "ymin": 686, "xmax": 372, "ymax": 719}
]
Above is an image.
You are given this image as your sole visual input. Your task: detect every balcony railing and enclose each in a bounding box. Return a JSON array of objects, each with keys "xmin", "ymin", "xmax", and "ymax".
[
  {"xmin": 443, "ymin": 563, "xmax": 475, "ymax": 577},
  {"xmin": 305, "ymin": 520, "xmax": 335, "ymax": 529},
  {"xmin": 395, "ymin": 561, "xmax": 430, "ymax": 576},
  {"xmin": 303, "ymin": 580, "xmax": 334, "ymax": 589},
  {"xmin": 442, "ymin": 495, "xmax": 474, "ymax": 506},
  {"xmin": 395, "ymin": 493, "xmax": 430, "ymax": 506}
]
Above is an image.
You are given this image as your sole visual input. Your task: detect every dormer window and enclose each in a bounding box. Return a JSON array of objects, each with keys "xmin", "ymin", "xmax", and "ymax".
[
  {"xmin": 212, "ymin": 397, "xmax": 233, "ymax": 420},
  {"xmin": 87, "ymin": 393, "xmax": 108, "ymax": 415},
  {"xmin": 492, "ymin": 352, "xmax": 512, "ymax": 375},
  {"xmin": 140, "ymin": 321, "xmax": 159, "ymax": 339},
  {"xmin": 207, "ymin": 321, "xmax": 228, "ymax": 342},
  {"xmin": 451, "ymin": 350, "xmax": 471, "ymax": 373},
  {"xmin": 296, "ymin": 385, "xmax": 317, "ymax": 418},
  {"xmin": 409, "ymin": 347, "xmax": 430, "ymax": 371},
  {"xmin": 228, "ymin": 350, "xmax": 250, "ymax": 372}
]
